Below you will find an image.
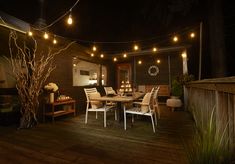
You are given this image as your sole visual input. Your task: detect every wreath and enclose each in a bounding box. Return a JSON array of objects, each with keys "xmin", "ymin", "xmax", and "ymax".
[{"xmin": 148, "ymin": 65, "xmax": 159, "ymax": 76}]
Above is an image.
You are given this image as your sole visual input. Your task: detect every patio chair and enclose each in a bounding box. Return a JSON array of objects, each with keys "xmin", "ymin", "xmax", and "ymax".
[
  {"xmin": 84, "ymin": 88, "xmax": 116, "ymax": 127},
  {"xmin": 124, "ymin": 86, "xmax": 158, "ymax": 133},
  {"xmin": 104, "ymin": 86, "xmax": 118, "ymax": 120},
  {"xmin": 152, "ymin": 86, "xmax": 160, "ymax": 119},
  {"xmin": 104, "ymin": 87, "xmax": 117, "ymax": 96}
]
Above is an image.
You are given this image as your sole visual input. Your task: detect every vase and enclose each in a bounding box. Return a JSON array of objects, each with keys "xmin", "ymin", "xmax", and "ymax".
[{"xmin": 49, "ymin": 92, "xmax": 54, "ymax": 103}]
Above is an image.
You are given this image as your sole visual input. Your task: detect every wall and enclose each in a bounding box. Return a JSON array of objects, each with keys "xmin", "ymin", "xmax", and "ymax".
[{"xmin": 134, "ymin": 52, "xmax": 183, "ymax": 86}]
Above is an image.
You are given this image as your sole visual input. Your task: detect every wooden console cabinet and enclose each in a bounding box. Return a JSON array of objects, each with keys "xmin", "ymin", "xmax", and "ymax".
[{"xmin": 43, "ymin": 99, "xmax": 76, "ymax": 122}]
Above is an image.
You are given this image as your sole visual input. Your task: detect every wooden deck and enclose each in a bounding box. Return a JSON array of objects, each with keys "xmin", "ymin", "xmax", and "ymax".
[{"xmin": 0, "ymin": 105, "xmax": 195, "ymax": 164}]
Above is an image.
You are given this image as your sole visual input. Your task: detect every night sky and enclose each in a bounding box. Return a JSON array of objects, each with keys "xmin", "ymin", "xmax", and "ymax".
[
  {"xmin": 0, "ymin": 0, "xmax": 205, "ymax": 52},
  {"xmin": 0, "ymin": 0, "xmax": 234, "ymax": 76}
]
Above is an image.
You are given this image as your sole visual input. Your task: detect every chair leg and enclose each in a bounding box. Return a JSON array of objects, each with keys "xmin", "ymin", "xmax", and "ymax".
[
  {"xmin": 154, "ymin": 112, "xmax": 157, "ymax": 126},
  {"xmin": 114, "ymin": 109, "xmax": 117, "ymax": 120},
  {"xmin": 156, "ymin": 105, "xmax": 160, "ymax": 119},
  {"xmin": 131, "ymin": 114, "xmax": 134, "ymax": 123},
  {"xmin": 104, "ymin": 110, "xmax": 106, "ymax": 127},
  {"xmin": 124, "ymin": 106, "xmax": 127, "ymax": 130},
  {"xmin": 150, "ymin": 115, "xmax": 156, "ymax": 133},
  {"xmin": 96, "ymin": 111, "xmax": 98, "ymax": 119},
  {"xmin": 85, "ymin": 110, "xmax": 88, "ymax": 124}
]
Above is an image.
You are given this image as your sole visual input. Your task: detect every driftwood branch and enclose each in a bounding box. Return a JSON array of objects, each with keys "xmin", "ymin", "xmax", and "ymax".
[{"xmin": 7, "ymin": 30, "xmax": 75, "ymax": 129}]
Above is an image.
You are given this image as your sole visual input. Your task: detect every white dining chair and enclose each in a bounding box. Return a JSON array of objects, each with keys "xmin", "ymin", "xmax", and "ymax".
[
  {"xmin": 104, "ymin": 86, "xmax": 118, "ymax": 120},
  {"xmin": 84, "ymin": 88, "xmax": 116, "ymax": 127},
  {"xmin": 104, "ymin": 87, "xmax": 116, "ymax": 95},
  {"xmin": 124, "ymin": 86, "xmax": 159, "ymax": 133},
  {"xmin": 152, "ymin": 86, "xmax": 160, "ymax": 119}
]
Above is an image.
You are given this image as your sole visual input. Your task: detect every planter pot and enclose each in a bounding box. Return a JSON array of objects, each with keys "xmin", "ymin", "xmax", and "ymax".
[{"xmin": 166, "ymin": 97, "xmax": 182, "ymax": 112}]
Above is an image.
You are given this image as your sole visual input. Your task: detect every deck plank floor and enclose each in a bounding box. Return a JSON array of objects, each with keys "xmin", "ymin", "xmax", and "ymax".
[{"xmin": 0, "ymin": 105, "xmax": 195, "ymax": 164}]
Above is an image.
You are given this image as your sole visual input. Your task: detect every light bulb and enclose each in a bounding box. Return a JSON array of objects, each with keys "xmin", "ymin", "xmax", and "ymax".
[
  {"xmin": 92, "ymin": 46, "xmax": 97, "ymax": 51},
  {"xmin": 67, "ymin": 14, "xmax": 73, "ymax": 25},
  {"xmin": 134, "ymin": 45, "xmax": 139, "ymax": 51},
  {"xmin": 153, "ymin": 47, "xmax": 157, "ymax": 52},
  {"xmin": 138, "ymin": 60, "xmax": 142, "ymax": 64},
  {"xmin": 113, "ymin": 57, "xmax": 117, "ymax": 61},
  {"xmin": 53, "ymin": 38, "xmax": 57, "ymax": 44},
  {"xmin": 91, "ymin": 53, "xmax": 94, "ymax": 57},
  {"xmin": 100, "ymin": 54, "xmax": 104, "ymax": 58},
  {"xmin": 173, "ymin": 36, "xmax": 178, "ymax": 42},
  {"xmin": 28, "ymin": 31, "xmax": 33, "ymax": 36},
  {"xmin": 190, "ymin": 32, "xmax": 195, "ymax": 38},
  {"xmin": 182, "ymin": 52, "xmax": 187, "ymax": 58},
  {"xmin": 123, "ymin": 53, "xmax": 127, "ymax": 58},
  {"xmin": 44, "ymin": 32, "xmax": 49, "ymax": 39}
]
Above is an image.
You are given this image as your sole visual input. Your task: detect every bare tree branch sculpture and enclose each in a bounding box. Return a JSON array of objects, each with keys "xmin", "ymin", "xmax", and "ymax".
[{"xmin": 7, "ymin": 30, "xmax": 74, "ymax": 129}]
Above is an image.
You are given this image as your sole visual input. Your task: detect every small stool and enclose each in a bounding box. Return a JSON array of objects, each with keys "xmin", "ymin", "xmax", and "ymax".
[{"xmin": 166, "ymin": 98, "xmax": 182, "ymax": 112}]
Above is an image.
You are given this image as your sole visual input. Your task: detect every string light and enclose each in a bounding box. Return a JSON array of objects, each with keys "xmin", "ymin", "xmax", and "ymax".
[
  {"xmin": 173, "ymin": 36, "xmax": 178, "ymax": 42},
  {"xmin": 113, "ymin": 57, "xmax": 117, "ymax": 62},
  {"xmin": 92, "ymin": 46, "xmax": 97, "ymax": 51},
  {"xmin": 138, "ymin": 60, "xmax": 142, "ymax": 64},
  {"xmin": 157, "ymin": 59, "xmax": 161, "ymax": 64},
  {"xmin": 152, "ymin": 47, "xmax": 157, "ymax": 52},
  {"xmin": 123, "ymin": 53, "xmax": 127, "ymax": 58},
  {"xmin": 91, "ymin": 53, "xmax": 94, "ymax": 57},
  {"xmin": 44, "ymin": 32, "xmax": 49, "ymax": 39},
  {"xmin": 67, "ymin": 10, "xmax": 73, "ymax": 25},
  {"xmin": 34, "ymin": 0, "xmax": 80, "ymax": 30},
  {"xmin": 134, "ymin": 45, "xmax": 139, "ymax": 51},
  {"xmin": 100, "ymin": 54, "xmax": 104, "ymax": 58},
  {"xmin": 181, "ymin": 52, "xmax": 187, "ymax": 58},
  {"xmin": 28, "ymin": 31, "xmax": 33, "ymax": 36},
  {"xmin": 53, "ymin": 38, "xmax": 57, "ymax": 44},
  {"xmin": 190, "ymin": 32, "xmax": 195, "ymax": 38}
]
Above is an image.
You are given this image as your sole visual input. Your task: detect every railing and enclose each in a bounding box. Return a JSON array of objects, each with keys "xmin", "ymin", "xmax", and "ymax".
[{"xmin": 185, "ymin": 76, "xmax": 235, "ymax": 153}]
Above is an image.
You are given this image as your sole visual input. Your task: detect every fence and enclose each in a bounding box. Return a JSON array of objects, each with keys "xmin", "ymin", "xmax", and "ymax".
[{"xmin": 185, "ymin": 77, "xmax": 235, "ymax": 153}]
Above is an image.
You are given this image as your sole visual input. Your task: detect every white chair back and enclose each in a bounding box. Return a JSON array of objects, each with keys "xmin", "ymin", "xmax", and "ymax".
[
  {"xmin": 84, "ymin": 88, "xmax": 98, "ymax": 102},
  {"xmin": 104, "ymin": 87, "xmax": 116, "ymax": 95},
  {"xmin": 140, "ymin": 92, "xmax": 152, "ymax": 113}
]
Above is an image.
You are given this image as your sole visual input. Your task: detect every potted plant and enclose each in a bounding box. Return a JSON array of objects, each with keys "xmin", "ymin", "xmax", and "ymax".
[
  {"xmin": 167, "ymin": 74, "xmax": 194, "ymax": 111},
  {"xmin": 171, "ymin": 79, "xmax": 183, "ymax": 98},
  {"xmin": 171, "ymin": 74, "xmax": 195, "ymax": 98}
]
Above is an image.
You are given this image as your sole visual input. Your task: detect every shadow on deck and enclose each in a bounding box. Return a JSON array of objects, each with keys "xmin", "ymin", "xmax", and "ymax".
[{"xmin": 0, "ymin": 105, "xmax": 195, "ymax": 164}]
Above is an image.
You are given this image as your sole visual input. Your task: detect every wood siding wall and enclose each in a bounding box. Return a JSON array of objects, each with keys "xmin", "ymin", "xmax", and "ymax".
[{"xmin": 135, "ymin": 53, "xmax": 183, "ymax": 85}]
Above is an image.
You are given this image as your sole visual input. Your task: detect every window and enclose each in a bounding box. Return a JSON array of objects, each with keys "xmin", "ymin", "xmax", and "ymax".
[{"xmin": 72, "ymin": 58, "xmax": 107, "ymax": 86}]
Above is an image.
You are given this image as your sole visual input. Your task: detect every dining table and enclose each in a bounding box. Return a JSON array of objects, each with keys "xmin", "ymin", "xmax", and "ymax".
[{"xmin": 90, "ymin": 92, "xmax": 145, "ymax": 127}]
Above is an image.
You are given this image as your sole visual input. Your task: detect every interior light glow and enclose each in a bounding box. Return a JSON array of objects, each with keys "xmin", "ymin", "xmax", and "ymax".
[
  {"xmin": 157, "ymin": 59, "xmax": 161, "ymax": 64},
  {"xmin": 113, "ymin": 57, "xmax": 117, "ymax": 61},
  {"xmin": 100, "ymin": 54, "xmax": 104, "ymax": 58},
  {"xmin": 91, "ymin": 53, "xmax": 94, "ymax": 57},
  {"xmin": 138, "ymin": 60, "xmax": 142, "ymax": 64},
  {"xmin": 123, "ymin": 53, "xmax": 127, "ymax": 58}
]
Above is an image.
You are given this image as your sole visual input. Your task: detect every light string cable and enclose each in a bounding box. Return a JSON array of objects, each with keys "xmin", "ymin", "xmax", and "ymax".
[
  {"xmin": 73, "ymin": 24, "xmax": 199, "ymax": 45},
  {"xmin": 34, "ymin": 0, "xmax": 80, "ymax": 31}
]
